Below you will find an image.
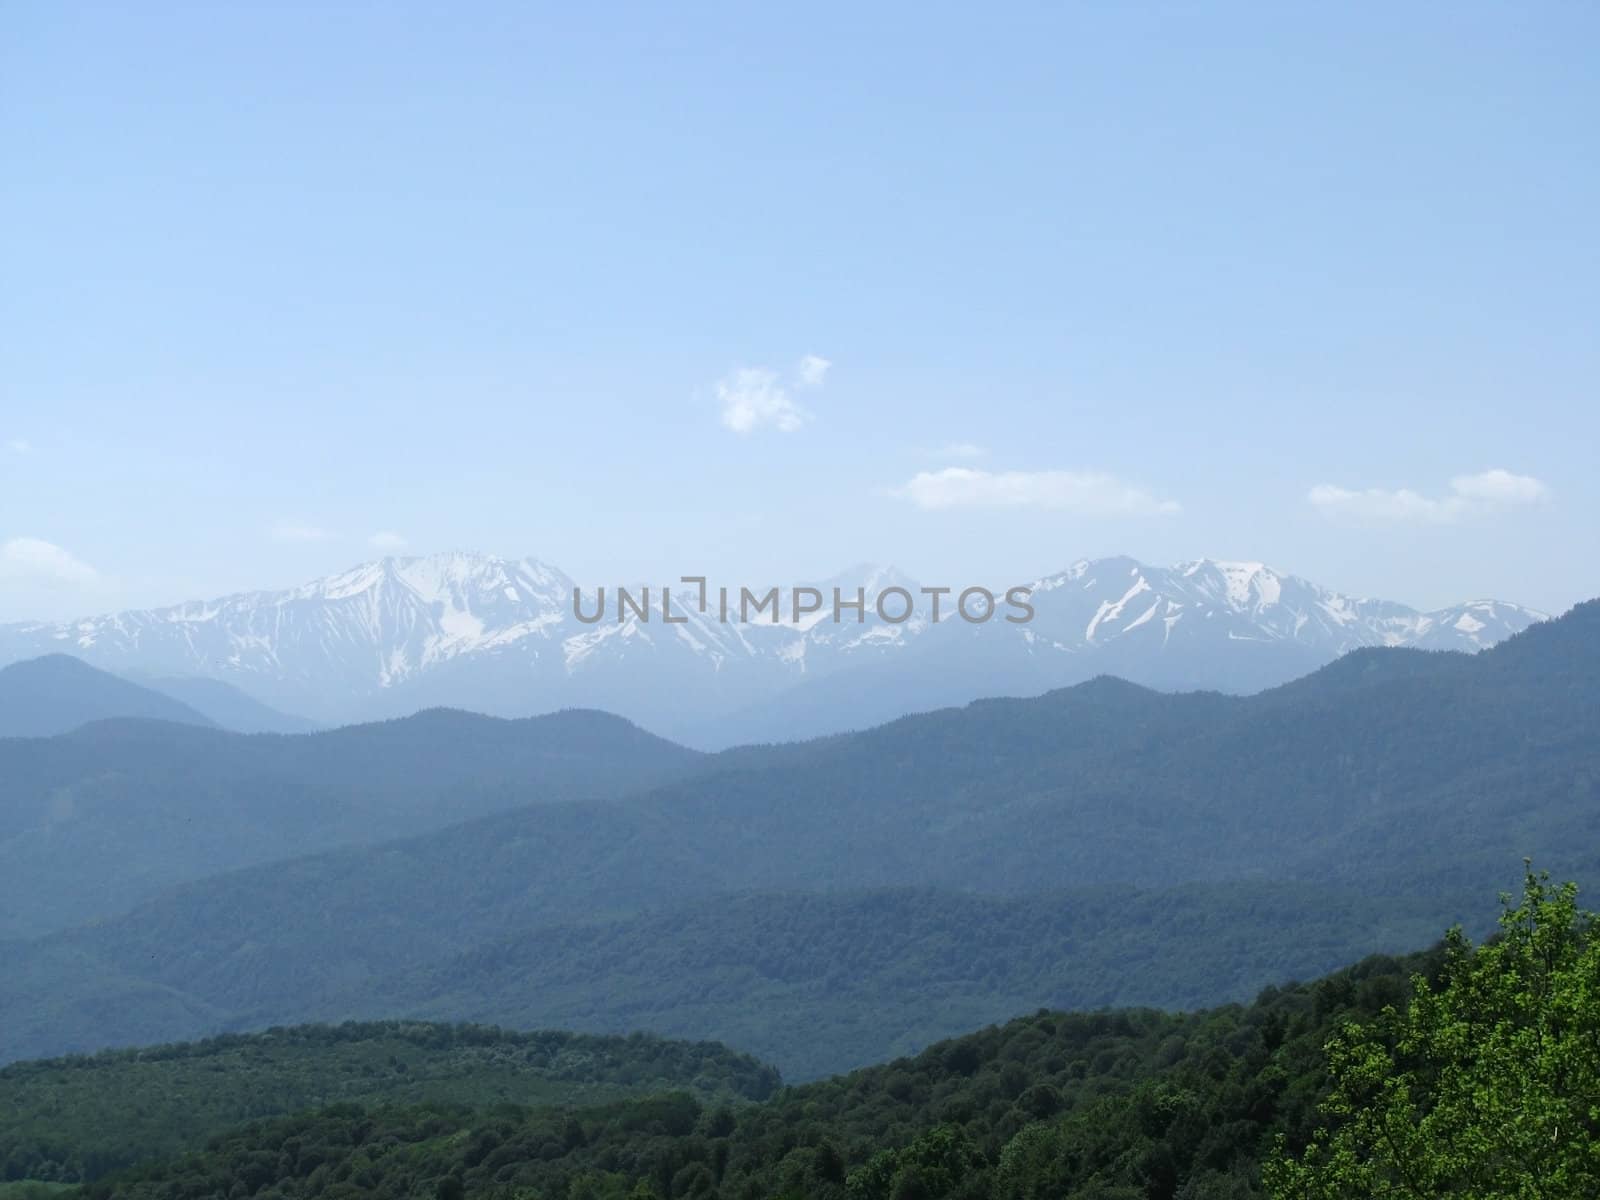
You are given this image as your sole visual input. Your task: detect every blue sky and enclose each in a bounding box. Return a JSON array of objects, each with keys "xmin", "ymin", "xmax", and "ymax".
[{"xmin": 2, "ymin": 2, "xmax": 1596, "ymax": 621}]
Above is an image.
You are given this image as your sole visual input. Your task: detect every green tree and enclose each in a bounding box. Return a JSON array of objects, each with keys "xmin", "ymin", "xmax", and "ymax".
[
  {"xmin": 1268, "ymin": 868, "xmax": 1600, "ymax": 1199},
  {"xmin": 846, "ymin": 1126, "xmax": 985, "ymax": 1200}
]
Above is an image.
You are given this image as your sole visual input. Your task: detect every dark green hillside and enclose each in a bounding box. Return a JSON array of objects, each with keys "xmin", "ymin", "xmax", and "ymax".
[
  {"xmin": 0, "ymin": 656, "xmax": 214, "ymax": 738},
  {"xmin": 0, "ymin": 1023, "xmax": 776, "ymax": 1185},
  {"xmin": 67, "ymin": 873, "xmax": 1600, "ymax": 1198},
  {"xmin": 69, "ymin": 948, "xmax": 1443, "ymax": 1200},
  {"xmin": 368, "ymin": 883, "xmax": 1446, "ymax": 1080}
]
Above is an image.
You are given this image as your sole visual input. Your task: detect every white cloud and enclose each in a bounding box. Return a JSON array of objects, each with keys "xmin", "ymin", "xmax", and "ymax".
[
  {"xmin": 369, "ymin": 531, "xmax": 409, "ymax": 551},
  {"xmin": 715, "ymin": 355, "xmax": 831, "ymax": 434},
  {"xmin": 269, "ymin": 522, "xmax": 334, "ymax": 543},
  {"xmin": 1449, "ymin": 468, "xmax": 1549, "ymax": 505},
  {"xmin": 796, "ymin": 354, "xmax": 831, "ymax": 389},
  {"xmin": 718, "ymin": 367, "xmax": 802, "ymax": 433},
  {"xmin": 5, "ymin": 439, "xmax": 34, "ymax": 455},
  {"xmin": 893, "ymin": 467, "xmax": 1182, "ymax": 515},
  {"xmin": 0, "ymin": 537, "xmax": 100, "ymax": 588},
  {"xmin": 1308, "ymin": 468, "xmax": 1550, "ymax": 524}
]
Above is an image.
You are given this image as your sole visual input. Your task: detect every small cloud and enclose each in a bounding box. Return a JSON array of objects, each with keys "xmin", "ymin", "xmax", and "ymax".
[
  {"xmin": 1449, "ymin": 468, "xmax": 1549, "ymax": 506},
  {"xmin": 893, "ymin": 467, "xmax": 1181, "ymax": 515},
  {"xmin": 717, "ymin": 368, "xmax": 807, "ymax": 434},
  {"xmin": 369, "ymin": 531, "xmax": 409, "ymax": 551},
  {"xmin": 796, "ymin": 354, "xmax": 832, "ymax": 389},
  {"xmin": 5, "ymin": 439, "xmax": 34, "ymax": 455},
  {"xmin": 1308, "ymin": 468, "xmax": 1550, "ymax": 524},
  {"xmin": 925, "ymin": 442, "xmax": 988, "ymax": 460},
  {"xmin": 715, "ymin": 355, "xmax": 831, "ymax": 434},
  {"xmin": 269, "ymin": 522, "xmax": 334, "ymax": 543},
  {"xmin": 0, "ymin": 537, "xmax": 100, "ymax": 588}
]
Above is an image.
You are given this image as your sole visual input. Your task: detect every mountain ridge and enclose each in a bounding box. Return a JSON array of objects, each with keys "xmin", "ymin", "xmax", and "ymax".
[
  {"xmin": 0, "ymin": 551, "xmax": 1546, "ymax": 746},
  {"xmin": 2, "ymin": 597, "xmax": 1592, "ymax": 1074},
  {"xmin": 0, "ymin": 655, "xmax": 218, "ymax": 738},
  {"xmin": 0, "ymin": 700, "xmax": 702, "ymax": 940}
]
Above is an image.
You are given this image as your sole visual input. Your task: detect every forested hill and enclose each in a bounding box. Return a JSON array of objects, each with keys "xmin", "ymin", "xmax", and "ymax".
[
  {"xmin": 3, "ymin": 601, "xmax": 1596, "ymax": 1074},
  {"xmin": 0, "ymin": 1022, "xmax": 777, "ymax": 1185},
  {"xmin": 0, "ymin": 703, "xmax": 701, "ymax": 939},
  {"xmin": 356, "ymin": 883, "xmax": 1448, "ymax": 1080},
  {"xmin": 62, "ymin": 945, "xmax": 1445, "ymax": 1199},
  {"xmin": 15, "ymin": 874, "xmax": 1599, "ymax": 1198}
]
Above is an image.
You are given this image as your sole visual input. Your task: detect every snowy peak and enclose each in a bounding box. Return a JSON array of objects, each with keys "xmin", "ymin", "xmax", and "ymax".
[
  {"xmin": 0, "ymin": 551, "xmax": 1548, "ymax": 739},
  {"xmin": 1177, "ymin": 559, "xmax": 1282, "ymax": 610},
  {"xmin": 298, "ymin": 552, "xmax": 572, "ymax": 606},
  {"xmin": 1406, "ymin": 598, "xmax": 1548, "ymax": 650},
  {"xmin": 1020, "ymin": 557, "xmax": 1545, "ymax": 656}
]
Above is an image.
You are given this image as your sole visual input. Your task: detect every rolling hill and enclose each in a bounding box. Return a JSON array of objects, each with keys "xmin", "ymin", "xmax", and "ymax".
[
  {"xmin": 0, "ymin": 703, "xmax": 701, "ymax": 938},
  {"xmin": 0, "ymin": 1022, "xmax": 777, "ymax": 1185},
  {"xmin": 1, "ymin": 601, "xmax": 1593, "ymax": 1074},
  {"xmin": 55, "ymin": 939, "xmax": 1453, "ymax": 1199}
]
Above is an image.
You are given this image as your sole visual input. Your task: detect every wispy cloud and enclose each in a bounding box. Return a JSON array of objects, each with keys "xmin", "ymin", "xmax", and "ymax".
[
  {"xmin": 716, "ymin": 355, "xmax": 831, "ymax": 434},
  {"xmin": 1308, "ymin": 468, "xmax": 1550, "ymax": 524},
  {"xmin": 796, "ymin": 354, "xmax": 831, "ymax": 389},
  {"xmin": 5, "ymin": 439, "xmax": 34, "ymax": 455},
  {"xmin": 369, "ymin": 531, "xmax": 408, "ymax": 551},
  {"xmin": 269, "ymin": 522, "xmax": 334, "ymax": 543},
  {"xmin": 0, "ymin": 537, "xmax": 100, "ymax": 588},
  {"xmin": 893, "ymin": 467, "xmax": 1181, "ymax": 515}
]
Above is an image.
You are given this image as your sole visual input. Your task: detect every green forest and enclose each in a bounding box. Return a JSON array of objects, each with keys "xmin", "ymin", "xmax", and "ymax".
[
  {"xmin": 6, "ymin": 872, "xmax": 1594, "ymax": 1199},
  {"xmin": 0, "ymin": 1026, "xmax": 775, "ymax": 1185},
  {"xmin": 7, "ymin": 603, "xmax": 1598, "ymax": 1078}
]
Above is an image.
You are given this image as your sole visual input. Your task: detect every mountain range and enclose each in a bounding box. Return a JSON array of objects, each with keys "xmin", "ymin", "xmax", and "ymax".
[
  {"xmin": 0, "ymin": 551, "xmax": 1545, "ymax": 746},
  {"xmin": 2, "ymin": 598, "xmax": 1593, "ymax": 1078},
  {"xmin": 0, "ymin": 655, "xmax": 217, "ymax": 738},
  {"xmin": 0, "ymin": 662, "xmax": 699, "ymax": 940}
]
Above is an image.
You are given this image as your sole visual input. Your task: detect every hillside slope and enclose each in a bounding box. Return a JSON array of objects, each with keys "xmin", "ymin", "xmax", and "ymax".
[
  {"xmin": 0, "ymin": 1022, "xmax": 777, "ymax": 1185},
  {"xmin": 1, "ymin": 602, "xmax": 1593, "ymax": 1070},
  {"xmin": 0, "ymin": 705, "xmax": 700, "ymax": 938},
  {"xmin": 70, "ymin": 943, "xmax": 1450, "ymax": 1200},
  {"xmin": 0, "ymin": 656, "xmax": 214, "ymax": 738},
  {"xmin": 128, "ymin": 674, "xmax": 321, "ymax": 734}
]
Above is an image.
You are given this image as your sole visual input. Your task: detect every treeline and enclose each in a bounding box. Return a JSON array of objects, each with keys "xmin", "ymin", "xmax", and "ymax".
[
  {"xmin": 30, "ymin": 875, "xmax": 1600, "ymax": 1198},
  {"xmin": 0, "ymin": 1023, "xmax": 777, "ymax": 1185},
  {"xmin": 71, "ymin": 950, "xmax": 1436, "ymax": 1199}
]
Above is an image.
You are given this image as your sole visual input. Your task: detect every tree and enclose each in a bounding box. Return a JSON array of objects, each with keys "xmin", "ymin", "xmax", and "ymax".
[
  {"xmin": 846, "ymin": 1126, "xmax": 985, "ymax": 1200},
  {"xmin": 1267, "ymin": 867, "xmax": 1600, "ymax": 1198}
]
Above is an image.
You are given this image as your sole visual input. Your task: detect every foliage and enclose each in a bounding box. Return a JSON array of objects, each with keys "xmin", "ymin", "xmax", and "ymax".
[
  {"xmin": 1267, "ymin": 869, "xmax": 1600, "ymax": 1198},
  {"xmin": 383, "ymin": 883, "xmax": 1442, "ymax": 1081},
  {"xmin": 31, "ymin": 877, "xmax": 1597, "ymax": 1198},
  {"xmin": 0, "ymin": 1023, "xmax": 776, "ymax": 1185},
  {"xmin": 60, "ymin": 945, "xmax": 1445, "ymax": 1198},
  {"xmin": 0, "ymin": 1184, "xmax": 76, "ymax": 1200}
]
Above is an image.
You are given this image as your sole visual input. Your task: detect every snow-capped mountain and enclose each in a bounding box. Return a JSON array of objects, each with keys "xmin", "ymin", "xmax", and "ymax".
[
  {"xmin": 1016, "ymin": 557, "xmax": 1535, "ymax": 662},
  {"xmin": 0, "ymin": 552, "xmax": 1545, "ymax": 746}
]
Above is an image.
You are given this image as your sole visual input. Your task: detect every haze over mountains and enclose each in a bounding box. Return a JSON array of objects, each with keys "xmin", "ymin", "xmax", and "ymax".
[
  {"xmin": 2, "ymin": 599, "xmax": 1593, "ymax": 1078},
  {"xmin": 0, "ymin": 655, "xmax": 319, "ymax": 739},
  {"xmin": 0, "ymin": 655, "xmax": 217, "ymax": 738},
  {"xmin": 0, "ymin": 669, "xmax": 700, "ymax": 939},
  {"xmin": 0, "ymin": 551, "xmax": 1544, "ymax": 746}
]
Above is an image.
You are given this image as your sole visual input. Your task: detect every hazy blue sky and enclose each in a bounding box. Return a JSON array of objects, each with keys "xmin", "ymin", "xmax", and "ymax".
[{"xmin": 3, "ymin": 2, "xmax": 1596, "ymax": 621}]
